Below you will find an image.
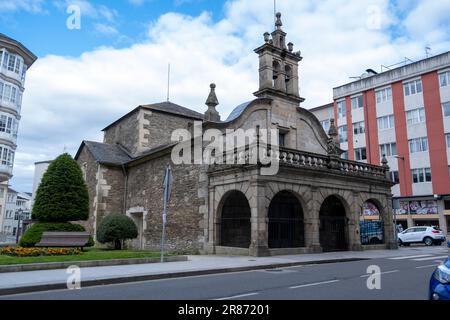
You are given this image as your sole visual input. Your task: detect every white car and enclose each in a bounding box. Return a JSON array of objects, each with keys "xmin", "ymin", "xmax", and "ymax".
[{"xmin": 398, "ymin": 226, "xmax": 446, "ymax": 246}]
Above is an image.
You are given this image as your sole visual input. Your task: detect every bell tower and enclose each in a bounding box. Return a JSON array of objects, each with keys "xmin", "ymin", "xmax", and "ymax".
[{"xmin": 254, "ymin": 13, "xmax": 304, "ymax": 105}]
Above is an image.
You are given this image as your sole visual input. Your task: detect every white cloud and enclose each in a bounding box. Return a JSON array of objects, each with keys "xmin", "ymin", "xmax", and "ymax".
[
  {"xmin": 9, "ymin": 0, "xmax": 450, "ymax": 192},
  {"xmin": 0, "ymin": 0, "xmax": 45, "ymax": 13},
  {"xmin": 94, "ymin": 23, "xmax": 119, "ymax": 36}
]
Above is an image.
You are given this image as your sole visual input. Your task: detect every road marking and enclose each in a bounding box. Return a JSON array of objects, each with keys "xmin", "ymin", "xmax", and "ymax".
[
  {"xmin": 360, "ymin": 270, "xmax": 399, "ymax": 278},
  {"xmin": 412, "ymin": 255, "xmax": 449, "ymax": 261},
  {"xmin": 215, "ymin": 292, "xmax": 259, "ymax": 300},
  {"xmin": 289, "ymin": 280, "xmax": 340, "ymax": 289},
  {"xmin": 389, "ymin": 255, "xmax": 431, "ymax": 260},
  {"xmin": 416, "ymin": 264, "xmax": 439, "ymax": 269}
]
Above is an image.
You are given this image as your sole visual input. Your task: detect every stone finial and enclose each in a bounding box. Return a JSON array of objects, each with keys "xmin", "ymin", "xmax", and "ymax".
[
  {"xmin": 275, "ymin": 12, "xmax": 283, "ymax": 30},
  {"xmin": 328, "ymin": 119, "xmax": 338, "ymax": 138},
  {"xmin": 204, "ymin": 83, "xmax": 220, "ymax": 122},
  {"xmin": 264, "ymin": 32, "xmax": 270, "ymax": 43},
  {"xmin": 287, "ymin": 42, "xmax": 294, "ymax": 53},
  {"xmin": 381, "ymin": 154, "xmax": 388, "ymax": 167},
  {"xmin": 206, "ymin": 83, "xmax": 219, "ymax": 107}
]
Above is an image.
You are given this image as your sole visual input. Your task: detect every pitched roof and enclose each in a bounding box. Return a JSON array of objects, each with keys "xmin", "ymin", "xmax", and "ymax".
[
  {"xmin": 102, "ymin": 101, "xmax": 204, "ymax": 132},
  {"xmin": 80, "ymin": 141, "xmax": 132, "ymax": 166}
]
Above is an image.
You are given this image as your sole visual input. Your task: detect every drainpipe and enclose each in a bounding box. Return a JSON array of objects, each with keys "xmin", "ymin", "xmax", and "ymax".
[{"xmin": 121, "ymin": 164, "xmax": 128, "ymax": 215}]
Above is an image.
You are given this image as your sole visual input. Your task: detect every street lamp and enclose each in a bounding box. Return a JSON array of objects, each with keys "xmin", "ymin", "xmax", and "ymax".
[{"xmin": 15, "ymin": 208, "xmax": 23, "ymax": 244}]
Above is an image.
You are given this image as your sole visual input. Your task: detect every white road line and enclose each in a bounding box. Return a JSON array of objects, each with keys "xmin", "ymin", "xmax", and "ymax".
[
  {"xmin": 215, "ymin": 292, "xmax": 259, "ymax": 300},
  {"xmin": 413, "ymin": 255, "xmax": 449, "ymax": 261},
  {"xmin": 389, "ymin": 255, "xmax": 431, "ymax": 260},
  {"xmin": 360, "ymin": 270, "xmax": 399, "ymax": 278},
  {"xmin": 416, "ymin": 264, "xmax": 439, "ymax": 269},
  {"xmin": 289, "ymin": 280, "xmax": 340, "ymax": 289}
]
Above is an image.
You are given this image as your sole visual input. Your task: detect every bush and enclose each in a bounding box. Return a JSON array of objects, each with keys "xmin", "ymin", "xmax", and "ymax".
[
  {"xmin": 19, "ymin": 222, "xmax": 91, "ymax": 247},
  {"xmin": 32, "ymin": 153, "xmax": 89, "ymax": 222},
  {"xmin": 97, "ymin": 214, "xmax": 138, "ymax": 250},
  {"xmin": 1, "ymin": 247, "xmax": 81, "ymax": 257}
]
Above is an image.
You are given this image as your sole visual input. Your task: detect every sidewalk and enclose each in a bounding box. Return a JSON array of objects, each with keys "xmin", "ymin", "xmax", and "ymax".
[{"xmin": 0, "ymin": 246, "xmax": 448, "ymax": 295}]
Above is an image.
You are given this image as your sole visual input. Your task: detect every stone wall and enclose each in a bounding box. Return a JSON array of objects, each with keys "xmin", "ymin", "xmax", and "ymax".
[
  {"xmin": 103, "ymin": 111, "xmax": 140, "ymax": 155},
  {"xmin": 140, "ymin": 110, "xmax": 196, "ymax": 151},
  {"xmin": 76, "ymin": 147, "xmax": 125, "ymax": 240},
  {"xmin": 126, "ymin": 151, "xmax": 204, "ymax": 254}
]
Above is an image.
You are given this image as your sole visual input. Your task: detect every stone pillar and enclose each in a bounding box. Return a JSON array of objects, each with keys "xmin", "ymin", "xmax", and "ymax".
[
  {"xmin": 304, "ymin": 186, "xmax": 322, "ymax": 252},
  {"xmin": 249, "ymin": 180, "xmax": 269, "ymax": 256},
  {"xmin": 383, "ymin": 194, "xmax": 398, "ymax": 249},
  {"xmin": 438, "ymin": 200, "xmax": 447, "ymax": 235},
  {"xmin": 348, "ymin": 192, "xmax": 363, "ymax": 251}
]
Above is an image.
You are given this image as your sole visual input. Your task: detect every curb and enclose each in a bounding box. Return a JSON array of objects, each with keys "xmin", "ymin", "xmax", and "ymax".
[
  {"xmin": 0, "ymin": 256, "xmax": 188, "ymax": 273},
  {"xmin": 0, "ymin": 257, "xmax": 368, "ymax": 296}
]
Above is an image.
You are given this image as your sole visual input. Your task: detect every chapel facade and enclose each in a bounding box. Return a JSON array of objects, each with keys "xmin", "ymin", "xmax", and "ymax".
[{"xmin": 75, "ymin": 13, "xmax": 397, "ymax": 256}]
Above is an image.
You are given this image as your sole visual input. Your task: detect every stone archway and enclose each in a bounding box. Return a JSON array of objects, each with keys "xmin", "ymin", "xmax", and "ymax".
[
  {"xmin": 319, "ymin": 195, "xmax": 348, "ymax": 252},
  {"xmin": 219, "ymin": 190, "xmax": 251, "ymax": 248},
  {"xmin": 268, "ymin": 190, "xmax": 305, "ymax": 248},
  {"xmin": 360, "ymin": 199, "xmax": 385, "ymax": 245}
]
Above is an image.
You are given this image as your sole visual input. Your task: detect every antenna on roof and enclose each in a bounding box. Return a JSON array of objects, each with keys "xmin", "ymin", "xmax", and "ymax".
[
  {"xmin": 274, "ymin": 0, "xmax": 277, "ymax": 28},
  {"xmin": 167, "ymin": 63, "xmax": 171, "ymax": 102},
  {"xmin": 425, "ymin": 45, "xmax": 431, "ymax": 58}
]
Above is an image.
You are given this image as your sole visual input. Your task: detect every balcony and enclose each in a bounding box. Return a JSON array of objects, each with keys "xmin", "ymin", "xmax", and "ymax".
[
  {"xmin": 0, "ymin": 67, "xmax": 24, "ymax": 85},
  {"xmin": 0, "ymin": 164, "xmax": 13, "ymax": 182},
  {"xmin": 0, "ymin": 131, "xmax": 17, "ymax": 145}
]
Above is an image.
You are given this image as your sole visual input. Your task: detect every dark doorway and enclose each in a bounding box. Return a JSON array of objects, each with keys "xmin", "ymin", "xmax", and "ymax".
[
  {"xmin": 268, "ymin": 191, "xmax": 304, "ymax": 248},
  {"xmin": 319, "ymin": 196, "xmax": 348, "ymax": 252},
  {"xmin": 220, "ymin": 191, "xmax": 251, "ymax": 248}
]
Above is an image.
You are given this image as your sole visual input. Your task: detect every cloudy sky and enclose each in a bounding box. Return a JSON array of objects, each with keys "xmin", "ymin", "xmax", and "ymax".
[{"xmin": 1, "ymin": 0, "xmax": 450, "ymax": 192}]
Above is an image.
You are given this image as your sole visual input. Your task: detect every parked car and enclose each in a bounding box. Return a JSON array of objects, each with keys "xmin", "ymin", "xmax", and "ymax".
[
  {"xmin": 397, "ymin": 226, "xmax": 446, "ymax": 246},
  {"xmin": 429, "ymin": 256, "xmax": 450, "ymax": 300}
]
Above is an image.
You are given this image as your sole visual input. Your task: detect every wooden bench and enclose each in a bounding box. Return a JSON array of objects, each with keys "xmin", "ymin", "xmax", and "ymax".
[{"xmin": 36, "ymin": 232, "xmax": 90, "ymax": 250}]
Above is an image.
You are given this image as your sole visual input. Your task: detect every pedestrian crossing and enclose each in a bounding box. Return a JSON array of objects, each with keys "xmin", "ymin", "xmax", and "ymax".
[{"xmin": 388, "ymin": 251, "xmax": 449, "ymax": 263}]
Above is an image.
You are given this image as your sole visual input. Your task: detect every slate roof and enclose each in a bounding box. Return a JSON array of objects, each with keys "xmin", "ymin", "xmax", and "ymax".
[
  {"xmin": 225, "ymin": 101, "xmax": 253, "ymax": 122},
  {"xmin": 82, "ymin": 141, "xmax": 132, "ymax": 166},
  {"xmin": 102, "ymin": 101, "xmax": 204, "ymax": 132}
]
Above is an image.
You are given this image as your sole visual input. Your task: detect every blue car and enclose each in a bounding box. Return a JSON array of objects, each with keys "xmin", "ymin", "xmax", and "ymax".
[{"xmin": 429, "ymin": 256, "xmax": 450, "ymax": 300}]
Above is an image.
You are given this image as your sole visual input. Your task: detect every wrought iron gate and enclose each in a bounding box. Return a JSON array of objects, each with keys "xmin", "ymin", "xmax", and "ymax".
[{"xmin": 319, "ymin": 216, "xmax": 347, "ymax": 252}]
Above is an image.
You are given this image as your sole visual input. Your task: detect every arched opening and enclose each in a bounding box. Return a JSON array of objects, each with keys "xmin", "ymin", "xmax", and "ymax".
[
  {"xmin": 285, "ymin": 65, "xmax": 292, "ymax": 93},
  {"xmin": 220, "ymin": 191, "xmax": 251, "ymax": 248},
  {"xmin": 272, "ymin": 60, "xmax": 281, "ymax": 89},
  {"xmin": 360, "ymin": 200, "xmax": 385, "ymax": 245},
  {"xmin": 319, "ymin": 195, "xmax": 348, "ymax": 252},
  {"xmin": 268, "ymin": 191, "xmax": 304, "ymax": 248}
]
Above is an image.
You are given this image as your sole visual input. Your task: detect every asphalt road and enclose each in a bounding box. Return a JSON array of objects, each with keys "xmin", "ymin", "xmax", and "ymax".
[{"xmin": 1, "ymin": 247, "xmax": 448, "ymax": 300}]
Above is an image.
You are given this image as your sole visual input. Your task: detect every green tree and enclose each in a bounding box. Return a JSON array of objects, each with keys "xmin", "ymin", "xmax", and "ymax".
[
  {"xmin": 32, "ymin": 153, "xmax": 89, "ymax": 222},
  {"xmin": 97, "ymin": 214, "xmax": 138, "ymax": 250}
]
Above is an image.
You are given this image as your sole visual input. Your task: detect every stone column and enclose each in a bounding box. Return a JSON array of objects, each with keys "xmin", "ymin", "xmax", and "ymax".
[
  {"xmin": 249, "ymin": 180, "xmax": 269, "ymax": 257},
  {"xmin": 348, "ymin": 192, "xmax": 362, "ymax": 251},
  {"xmin": 383, "ymin": 194, "xmax": 398, "ymax": 249},
  {"xmin": 304, "ymin": 186, "xmax": 322, "ymax": 253}
]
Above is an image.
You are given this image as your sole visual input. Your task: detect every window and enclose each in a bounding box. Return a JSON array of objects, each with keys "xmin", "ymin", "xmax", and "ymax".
[
  {"xmin": 0, "ymin": 147, "xmax": 14, "ymax": 167},
  {"xmin": 0, "ymin": 81, "xmax": 3, "ymax": 101},
  {"xmin": 3, "ymin": 84, "xmax": 11, "ymax": 103},
  {"xmin": 321, "ymin": 119, "xmax": 330, "ymax": 132},
  {"xmin": 353, "ymin": 121, "xmax": 365, "ymax": 135},
  {"xmin": 377, "ymin": 114, "xmax": 395, "ymax": 130},
  {"xmin": 354, "ymin": 147, "xmax": 367, "ymax": 161},
  {"xmin": 351, "ymin": 96, "xmax": 363, "ymax": 109},
  {"xmin": 443, "ymin": 102, "xmax": 450, "ymax": 117},
  {"xmin": 440, "ymin": 71, "xmax": 450, "ymax": 87},
  {"xmin": 390, "ymin": 171, "xmax": 399, "ymax": 184},
  {"xmin": 7, "ymin": 54, "xmax": 16, "ymax": 72},
  {"xmin": 338, "ymin": 125, "xmax": 348, "ymax": 143},
  {"xmin": 376, "ymin": 87, "xmax": 392, "ymax": 104},
  {"xmin": 411, "ymin": 168, "xmax": 432, "ymax": 183},
  {"xmin": 409, "ymin": 137, "xmax": 428, "ymax": 153},
  {"xmin": 337, "ymin": 100, "xmax": 346, "ymax": 119},
  {"xmin": 404, "ymin": 80, "xmax": 423, "ymax": 96},
  {"xmin": 14, "ymin": 57, "xmax": 21, "ymax": 74},
  {"xmin": 406, "ymin": 108, "xmax": 426, "ymax": 125},
  {"xmin": 446, "ymin": 133, "xmax": 450, "ymax": 148},
  {"xmin": 380, "ymin": 143, "xmax": 397, "ymax": 157},
  {"xmin": 278, "ymin": 132, "xmax": 286, "ymax": 147},
  {"xmin": 2, "ymin": 52, "xmax": 9, "ymax": 69}
]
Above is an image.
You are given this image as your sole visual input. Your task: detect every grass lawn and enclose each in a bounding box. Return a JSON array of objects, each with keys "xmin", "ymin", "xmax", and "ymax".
[{"xmin": 0, "ymin": 248, "xmax": 162, "ymax": 265}]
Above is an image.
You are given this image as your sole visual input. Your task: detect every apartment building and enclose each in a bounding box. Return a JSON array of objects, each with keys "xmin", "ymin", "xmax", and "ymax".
[{"xmin": 310, "ymin": 52, "xmax": 450, "ymax": 234}]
